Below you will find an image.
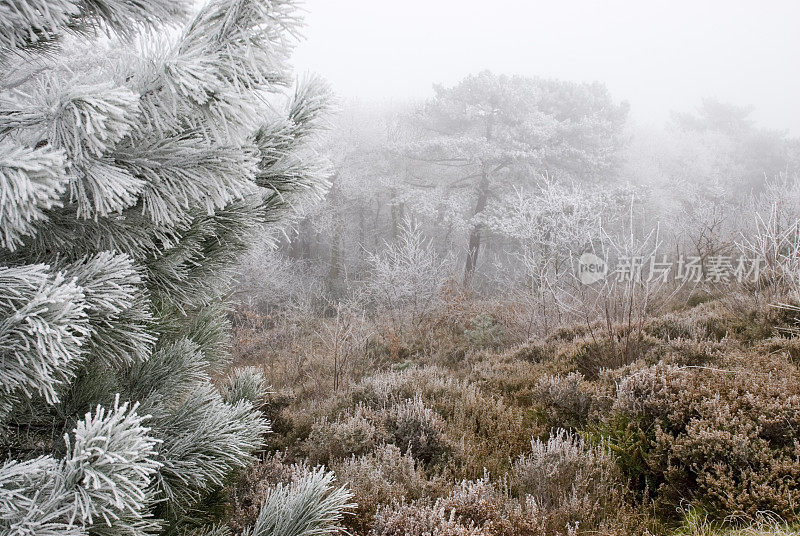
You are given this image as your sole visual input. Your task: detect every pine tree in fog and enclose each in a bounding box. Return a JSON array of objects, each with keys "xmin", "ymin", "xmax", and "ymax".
[
  {"xmin": 0, "ymin": 1, "xmax": 351, "ymax": 534},
  {"xmin": 405, "ymin": 71, "xmax": 628, "ymax": 282}
]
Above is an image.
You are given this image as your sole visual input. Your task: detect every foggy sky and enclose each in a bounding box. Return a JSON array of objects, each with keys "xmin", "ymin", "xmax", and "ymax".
[{"xmin": 292, "ymin": 0, "xmax": 800, "ymax": 135}]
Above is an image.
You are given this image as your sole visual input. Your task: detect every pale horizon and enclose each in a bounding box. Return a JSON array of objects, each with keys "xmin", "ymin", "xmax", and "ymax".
[{"xmin": 293, "ymin": 0, "xmax": 800, "ymax": 135}]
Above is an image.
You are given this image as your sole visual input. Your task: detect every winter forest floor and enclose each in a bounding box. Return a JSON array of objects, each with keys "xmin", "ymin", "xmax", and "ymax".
[{"xmin": 219, "ymin": 283, "xmax": 800, "ymax": 536}]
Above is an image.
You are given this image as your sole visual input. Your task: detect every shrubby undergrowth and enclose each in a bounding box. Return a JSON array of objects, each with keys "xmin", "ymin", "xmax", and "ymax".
[{"xmin": 228, "ymin": 222, "xmax": 800, "ymax": 535}]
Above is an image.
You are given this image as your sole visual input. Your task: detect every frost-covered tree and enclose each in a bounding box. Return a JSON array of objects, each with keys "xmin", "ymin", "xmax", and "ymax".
[
  {"xmin": 366, "ymin": 218, "xmax": 453, "ymax": 333},
  {"xmin": 404, "ymin": 71, "xmax": 628, "ymax": 282},
  {"xmin": 0, "ymin": 1, "xmax": 351, "ymax": 535}
]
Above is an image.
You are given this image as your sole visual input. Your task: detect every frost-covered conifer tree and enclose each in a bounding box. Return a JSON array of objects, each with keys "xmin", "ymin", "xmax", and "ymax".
[{"xmin": 0, "ymin": 1, "xmax": 350, "ymax": 535}]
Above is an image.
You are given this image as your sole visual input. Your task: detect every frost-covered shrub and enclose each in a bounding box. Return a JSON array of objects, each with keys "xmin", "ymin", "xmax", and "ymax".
[
  {"xmin": 512, "ymin": 429, "xmax": 624, "ymax": 532},
  {"xmin": 511, "ymin": 340, "xmax": 557, "ymax": 363},
  {"xmin": 754, "ymin": 336, "xmax": 800, "ymax": 365},
  {"xmin": 371, "ymin": 502, "xmax": 489, "ymax": 536},
  {"xmin": 372, "ymin": 473, "xmax": 632, "ymax": 536},
  {"xmin": 309, "ymin": 366, "xmax": 532, "ymax": 477},
  {"xmin": 305, "ymin": 404, "xmax": 385, "ymax": 465},
  {"xmin": 334, "ymin": 444, "xmax": 429, "ymax": 533},
  {"xmin": 235, "ymin": 248, "xmax": 320, "ymax": 314},
  {"xmin": 662, "ymin": 339, "xmax": 726, "ymax": 367},
  {"xmin": 737, "ymin": 178, "xmax": 800, "ymax": 294},
  {"xmin": 556, "ymin": 337, "xmax": 620, "ymax": 379},
  {"xmin": 557, "ymin": 333, "xmax": 661, "ymax": 379},
  {"xmin": 513, "ymin": 429, "xmax": 621, "ymax": 509},
  {"xmin": 612, "ymin": 362, "xmax": 683, "ymax": 418},
  {"xmin": 532, "ymin": 373, "xmax": 595, "ymax": 430},
  {"xmin": 437, "ymin": 478, "xmax": 541, "ymax": 536},
  {"xmin": 366, "ymin": 218, "xmax": 453, "ymax": 333},
  {"xmin": 610, "ymin": 362, "xmax": 800, "ymax": 519},
  {"xmin": 387, "ymin": 396, "xmax": 449, "ymax": 464},
  {"xmin": 645, "ymin": 313, "xmax": 698, "ymax": 341}
]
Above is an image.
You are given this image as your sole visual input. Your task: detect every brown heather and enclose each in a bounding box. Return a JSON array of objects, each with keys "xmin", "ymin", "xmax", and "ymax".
[{"xmin": 224, "ymin": 285, "xmax": 800, "ymax": 535}]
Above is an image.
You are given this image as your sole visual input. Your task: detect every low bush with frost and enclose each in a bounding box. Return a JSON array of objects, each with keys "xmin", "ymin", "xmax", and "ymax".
[
  {"xmin": 610, "ymin": 361, "xmax": 800, "ymax": 519},
  {"xmin": 334, "ymin": 444, "xmax": 429, "ymax": 533}
]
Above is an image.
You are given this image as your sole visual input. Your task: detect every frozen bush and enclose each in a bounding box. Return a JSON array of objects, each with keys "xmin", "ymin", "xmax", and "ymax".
[
  {"xmin": 610, "ymin": 362, "xmax": 800, "ymax": 519},
  {"xmin": 387, "ymin": 396, "xmax": 449, "ymax": 464},
  {"xmin": 305, "ymin": 404, "xmax": 384, "ymax": 464},
  {"xmin": 334, "ymin": 444, "xmax": 429, "ymax": 533},
  {"xmin": 532, "ymin": 373, "xmax": 594, "ymax": 430},
  {"xmin": 235, "ymin": 247, "xmax": 321, "ymax": 314},
  {"xmin": 366, "ymin": 218, "xmax": 454, "ymax": 333},
  {"xmin": 512, "ymin": 429, "xmax": 624, "ymax": 534},
  {"xmin": 437, "ymin": 478, "xmax": 542, "ymax": 536},
  {"xmin": 513, "ymin": 429, "xmax": 622, "ymax": 511},
  {"xmin": 371, "ymin": 502, "xmax": 489, "ymax": 536},
  {"xmin": 645, "ymin": 313, "xmax": 698, "ymax": 341},
  {"xmin": 325, "ymin": 366, "xmax": 532, "ymax": 476},
  {"xmin": 737, "ymin": 176, "xmax": 800, "ymax": 294}
]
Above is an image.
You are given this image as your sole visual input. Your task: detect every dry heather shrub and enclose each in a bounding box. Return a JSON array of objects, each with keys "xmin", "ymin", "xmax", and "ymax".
[
  {"xmin": 685, "ymin": 299, "xmax": 797, "ymax": 343},
  {"xmin": 513, "ymin": 429, "xmax": 623, "ymax": 516},
  {"xmin": 683, "ymin": 301, "xmax": 738, "ymax": 342},
  {"xmin": 753, "ymin": 336, "xmax": 800, "ymax": 365},
  {"xmin": 511, "ymin": 340, "xmax": 557, "ymax": 363},
  {"xmin": 466, "ymin": 346, "xmax": 575, "ymax": 406},
  {"xmin": 612, "ymin": 362, "xmax": 683, "ymax": 418},
  {"xmin": 645, "ymin": 298, "xmax": 791, "ymax": 346},
  {"xmin": 556, "ymin": 338, "xmax": 617, "ymax": 378},
  {"xmin": 466, "ymin": 354, "xmax": 542, "ymax": 402},
  {"xmin": 387, "ymin": 395, "xmax": 449, "ymax": 464},
  {"xmin": 437, "ymin": 478, "xmax": 542, "ymax": 536},
  {"xmin": 546, "ymin": 324, "xmax": 591, "ymax": 343},
  {"xmin": 334, "ymin": 444, "xmax": 430, "ymax": 533},
  {"xmin": 645, "ymin": 312, "xmax": 699, "ymax": 341},
  {"xmin": 305, "ymin": 403, "xmax": 386, "ymax": 464},
  {"xmin": 612, "ymin": 362, "xmax": 800, "ymax": 519},
  {"xmin": 556, "ymin": 334, "xmax": 661, "ymax": 379},
  {"xmin": 509, "ymin": 429, "xmax": 640, "ymax": 535},
  {"xmin": 661, "ymin": 338, "xmax": 728, "ymax": 367},
  {"xmin": 371, "ymin": 502, "xmax": 489, "ymax": 536},
  {"xmin": 532, "ymin": 373, "xmax": 595, "ymax": 431},
  {"xmin": 322, "ymin": 367, "xmax": 533, "ymax": 477},
  {"xmin": 386, "ymin": 473, "xmax": 639, "ymax": 536},
  {"xmin": 450, "ymin": 387, "xmax": 535, "ymax": 477}
]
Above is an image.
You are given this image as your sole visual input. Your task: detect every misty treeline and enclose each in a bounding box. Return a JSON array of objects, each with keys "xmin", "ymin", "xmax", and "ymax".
[{"xmin": 236, "ymin": 70, "xmax": 800, "ymax": 337}]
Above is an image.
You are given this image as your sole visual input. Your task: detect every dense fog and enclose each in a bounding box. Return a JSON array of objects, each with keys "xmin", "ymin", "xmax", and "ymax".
[
  {"xmin": 294, "ymin": 1, "xmax": 800, "ymax": 134},
  {"xmin": 4, "ymin": 1, "xmax": 800, "ymax": 535}
]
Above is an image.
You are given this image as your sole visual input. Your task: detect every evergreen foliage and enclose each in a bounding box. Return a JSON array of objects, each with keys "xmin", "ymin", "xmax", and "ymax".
[{"xmin": 0, "ymin": 1, "xmax": 349, "ymax": 534}]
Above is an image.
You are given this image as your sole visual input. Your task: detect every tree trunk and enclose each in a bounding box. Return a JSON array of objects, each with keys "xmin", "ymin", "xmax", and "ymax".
[
  {"xmin": 463, "ymin": 109, "xmax": 497, "ymax": 285},
  {"xmin": 327, "ymin": 174, "xmax": 342, "ymax": 282},
  {"xmin": 389, "ymin": 187, "xmax": 404, "ymax": 243},
  {"xmin": 463, "ymin": 170, "xmax": 490, "ymax": 285},
  {"xmin": 289, "ymin": 217, "xmax": 311, "ymax": 260}
]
